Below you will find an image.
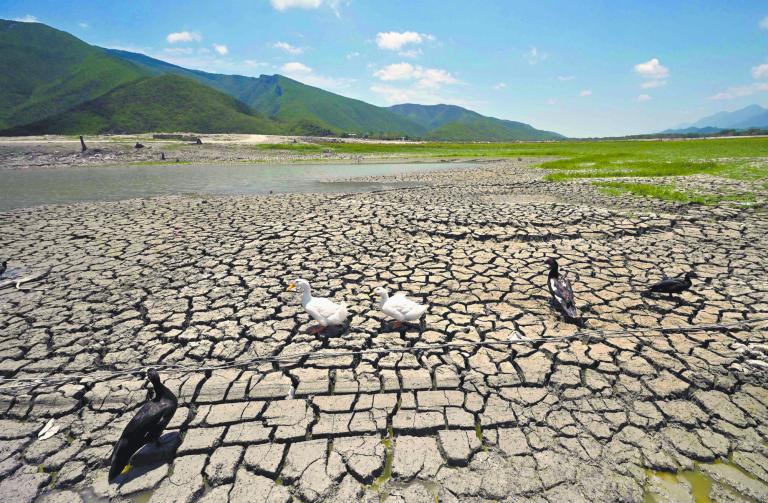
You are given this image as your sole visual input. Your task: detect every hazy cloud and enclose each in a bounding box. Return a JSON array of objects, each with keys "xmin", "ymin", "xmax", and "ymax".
[
  {"xmin": 370, "ymin": 84, "xmax": 472, "ymax": 107},
  {"xmin": 557, "ymin": 75, "xmax": 574, "ymax": 81},
  {"xmin": 641, "ymin": 79, "xmax": 666, "ymax": 89},
  {"xmin": 374, "ymin": 63, "xmax": 458, "ymax": 88},
  {"xmin": 376, "ymin": 31, "xmax": 434, "ymax": 51},
  {"xmin": 281, "ymin": 61, "xmax": 312, "ymax": 74},
  {"xmin": 273, "ymin": 41, "xmax": 303, "ymax": 55},
  {"xmin": 493, "ymin": 82, "xmax": 507, "ymax": 90},
  {"xmin": 280, "ymin": 61, "xmax": 354, "ymax": 91},
  {"xmin": 752, "ymin": 63, "xmax": 768, "ymax": 80},
  {"xmin": 709, "ymin": 82, "xmax": 768, "ymax": 100},
  {"xmin": 271, "ymin": 0, "xmax": 322, "ymax": 11},
  {"xmin": 637, "ymin": 94, "xmax": 651, "ymax": 102},
  {"xmin": 14, "ymin": 15, "xmax": 38, "ymax": 23},
  {"xmin": 580, "ymin": 89, "xmax": 592, "ymax": 97},
  {"xmin": 523, "ymin": 46, "xmax": 547, "ymax": 65},
  {"xmin": 212, "ymin": 44, "xmax": 228, "ymax": 55},
  {"xmin": 167, "ymin": 31, "xmax": 202, "ymax": 43},
  {"xmin": 760, "ymin": 16, "xmax": 768, "ymax": 29}
]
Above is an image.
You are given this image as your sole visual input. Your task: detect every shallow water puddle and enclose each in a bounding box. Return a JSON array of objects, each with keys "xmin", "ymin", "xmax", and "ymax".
[{"xmin": 644, "ymin": 456, "xmax": 763, "ymax": 503}]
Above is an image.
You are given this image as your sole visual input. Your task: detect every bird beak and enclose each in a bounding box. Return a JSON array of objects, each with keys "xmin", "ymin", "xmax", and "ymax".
[{"xmin": 287, "ymin": 283, "xmax": 295, "ymax": 291}]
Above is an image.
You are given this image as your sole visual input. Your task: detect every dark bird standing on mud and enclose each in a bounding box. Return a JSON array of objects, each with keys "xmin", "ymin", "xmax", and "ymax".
[
  {"xmin": 647, "ymin": 271, "xmax": 695, "ymax": 298},
  {"xmin": 545, "ymin": 257, "xmax": 579, "ymax": 322},
  {"xmin": 109, "ymin": 369, "xmax": 178, "ymax": 482},
  {"xmin": 0, "ymin": 261, "xmax": 6, "ymax": 277}
]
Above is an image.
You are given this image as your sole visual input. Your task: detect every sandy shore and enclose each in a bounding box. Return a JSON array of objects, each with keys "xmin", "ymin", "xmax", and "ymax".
[{"xmin": 0, "ymin": 161, "xmax": 767, "ymax": 502}]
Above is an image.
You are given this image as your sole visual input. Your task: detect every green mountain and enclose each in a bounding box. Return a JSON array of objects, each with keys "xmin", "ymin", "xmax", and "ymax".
[
  {"xmin": 0, "ymin": 19, "xmax": 145, "ymax": 129},
  {"xmin": 0, "ymin": 20, "xmax": 565, "ymax": 140},
  {"xmin": 4, "ymin": 74, "xmax": 280, "ymax": 135},
  {"xmin": 107, "ymin": 49, "xmax": 425, "ymax": 136},
  {"xmin": 388, "ymin": 103, "xmax": 564, "ymax": 141}
]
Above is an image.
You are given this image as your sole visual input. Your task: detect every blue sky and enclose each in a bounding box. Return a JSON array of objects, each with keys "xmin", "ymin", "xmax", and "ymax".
[{"xmin": 3, "ymin": 0, "xmax": 768, "ymax": 137}]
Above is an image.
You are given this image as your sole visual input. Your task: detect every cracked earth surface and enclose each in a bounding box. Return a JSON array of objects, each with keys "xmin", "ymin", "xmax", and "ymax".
[{"xmin": 1, "ymin": 160, "xmax": 768, "ymax": 502}]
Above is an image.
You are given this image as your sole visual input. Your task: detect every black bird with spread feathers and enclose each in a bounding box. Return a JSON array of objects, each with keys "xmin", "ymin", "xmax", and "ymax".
[
  {"xmin": 545, "ymin": 257, "xmax": 578, "ymax": 320},
  {"xmin": 109, "ymin": 369, "xmax": 178, "ymax": 482},
  {"xmin": 648, "ymin": 272, "xmax": 695, "ymax": 297}
]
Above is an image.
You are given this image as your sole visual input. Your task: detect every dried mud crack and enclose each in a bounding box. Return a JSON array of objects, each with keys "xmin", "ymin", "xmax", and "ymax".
[{"xmin": 0, "ymin": 160, "xmax": 767, "ymax": 503}]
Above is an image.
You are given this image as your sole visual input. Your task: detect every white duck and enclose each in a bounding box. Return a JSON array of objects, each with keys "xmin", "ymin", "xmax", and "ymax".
[
  {"xmin": 374, "ymin": 287, "xmax": 428, "ymax": 328},
  {"xmin": 288, "ymin": 279, "xmax": 348, "ymax": 333}
]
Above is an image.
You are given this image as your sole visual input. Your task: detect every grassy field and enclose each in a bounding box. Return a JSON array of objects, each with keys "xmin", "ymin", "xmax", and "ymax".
[{"xmin": 258, "ymin": 137, "xmax": 768, "ymax": 204}]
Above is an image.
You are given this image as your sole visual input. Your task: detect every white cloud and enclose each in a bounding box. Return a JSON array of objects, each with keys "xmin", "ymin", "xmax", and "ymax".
[
  {"xmin": 493, "ymin": 82, "xmax": 507, "ymax": 90},
  {"xmin": 523, "ymin": 46, "xmax": 547, "ymax": 65},
  {"xmin": 280, "ymin": 62, "xmax": 353, "ymax": 91},
  {"xmin": 370, "ymin": 84, "xmax": 473, "ymax": 107},
  {"xmin": 557, "ymin": 75, "xmax": 574, "ymax": 81},
  {"xmin": 760, "ymin": 16, "xmax": 768, "ymax": 29},
  {"xmin": 346, "ymin": 51, "xmax": 360, "ymax": 60},
  {"xmin": 281, "ymin": 61, "xmax": 312, "ymax": 74},
  {"xmin": 14, "ymin": 15, "xmax": 38, "ymax": 23},
  {"xmin": 245, "ymin": 60, "xmax": 270, "ymax": 69},
  {"xmin": 273, "ymin": 41, "xmax": 303, "ymax": 55},
  {"xmin": 580, "ymin": 89, "xmax": 592, "ymax": 97},
  {"xmin": 634, "ymin": 58, "xmax": 669, "ymax": 79},
  {"xmin": 709, "ymin": 82, "xmax": 768, "ymax": 100},
  {"xmin": 751, "ymin": 63, "xmax": 768, "ymax": 80},
  {"xmin": 374, "ymin": 63, "xmax": 457, "ymax": 88},
  {"xmin": 212, "ymin": 44, "xmax": 228, "ymax": 55},
  {"xmin": 374, "ymin": 62, "xmax": 417, "ymax": 81},
  {"xmin": 376, "ymin": 31, "xmax": 434, "ymax": 51},
  {"xmin": 271, "ymin": 0, "xmax": 322, "ymax": 10},
  {"xmin": 546, "ymin": 98, "xmax": 557, "ymax": 105},
  {"xmin": 163, "ymin": 47, "xmax": 195, "ymax": 55},
  {"xmin": 641, "ymin": 79, "xmax": 666, "ymax": 89},
  {"xmin": 167, "ymin": 31, "xmax": 202, "ymax": 43},
  {"xmin": 78, "ymin": 22, "xmax": 89, "ymax": 29},
  {"xmin": 637, "ymin": 94, "xmax": 651, "ymax": 102},
  {"xmin": 398, "ymin": 48, "xmax": 422, "ymax": 58}
]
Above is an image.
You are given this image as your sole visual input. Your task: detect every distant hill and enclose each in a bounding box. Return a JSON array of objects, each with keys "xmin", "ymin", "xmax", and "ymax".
[
  {"xmin": 107, "ymin": 50, "xmax": 425, "ymax": 137},
  {"xmin": 664, "ymin": 105, "xmax": 768, "ymax": 134},
  {"xmin": 1, "ymin": 19, "xmax": 565, "ymax": 140},
  {"xmin": 0, "ymin": 19, "xmax": 145, "ymax": 129},
  {"xmin": 660, "ymin": 126, "xmax": 724, "ymax": 135},
  {"xmin": 731, "ymin": 110, "xmax": 768, "ymax": 129},
  {"xmin": 3, "ymin": 74, "xmax": 280, "ymax": 135},
  {"xmin": 389, "ymin": 103, "xmax": 564, "ymax": 141}
]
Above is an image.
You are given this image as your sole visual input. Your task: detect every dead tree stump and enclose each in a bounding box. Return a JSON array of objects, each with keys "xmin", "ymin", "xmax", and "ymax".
[{"xmin": 79, "ymin": 136, "xmax": 87, "ymax": 152}]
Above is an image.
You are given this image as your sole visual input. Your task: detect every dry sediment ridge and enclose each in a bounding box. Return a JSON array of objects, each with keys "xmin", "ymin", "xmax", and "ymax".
[{"xmin": 0, "ymin": 161, "xmax": 767, "ymax": 502}]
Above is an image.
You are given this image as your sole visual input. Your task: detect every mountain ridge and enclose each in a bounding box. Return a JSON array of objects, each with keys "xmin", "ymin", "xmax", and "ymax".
[
  {"xmin": 664, "ymin": 104, "xmax": 768, "ymax": 134},
  {"xmin": 0, "ymin": 19, "xmax": 564, "ymax": 140},
  {"xmin": 389, "ymin": 103, "xmax": 564, "ymax": 141}
]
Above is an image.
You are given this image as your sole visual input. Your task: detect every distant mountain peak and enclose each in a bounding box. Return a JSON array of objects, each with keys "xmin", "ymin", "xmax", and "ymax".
[{"xmin": 666, "ymin": 104, "xmax": 768, "ymax": 132}]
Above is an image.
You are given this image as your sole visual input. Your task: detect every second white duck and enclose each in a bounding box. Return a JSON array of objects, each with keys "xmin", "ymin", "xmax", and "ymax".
[
  {"xmin": 374, "ymin": 287, "xmax": 428, "ymax": 328},
  {"xmin": 288, "ymin": 279, "xmax": 348, "ymax": 333}
]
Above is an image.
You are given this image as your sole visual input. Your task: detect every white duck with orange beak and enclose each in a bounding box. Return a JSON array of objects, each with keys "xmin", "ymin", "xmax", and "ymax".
[
  {"xmin": 374, "ymin": 286, "xmax": 427, "ymax": 328},
  {"xmin": 288, "ymin": 279, "xmax": 348, "ymax": 333}
]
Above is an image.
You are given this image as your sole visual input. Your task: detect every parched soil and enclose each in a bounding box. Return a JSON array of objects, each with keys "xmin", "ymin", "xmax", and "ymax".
[{"xmin": 1, "ymin": 161, "xmax": 767, "ymax": 502}]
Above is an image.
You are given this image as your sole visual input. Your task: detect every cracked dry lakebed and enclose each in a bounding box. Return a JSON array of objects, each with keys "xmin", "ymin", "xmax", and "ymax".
[{"xmin": 0, "ymin": 159, "xmax": 767, "ymax": 503}]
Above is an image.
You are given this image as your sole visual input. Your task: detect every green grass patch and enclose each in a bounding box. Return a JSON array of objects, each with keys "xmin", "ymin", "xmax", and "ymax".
[
  {"xmin": 298, "ymin": 137, "xmax": 768, "ymax": 161},
  {"xmin": 253, "ymin": 143, "xmax": 324, "ymax": 152},
  {"xmin": 595, "ymin": 181, "xmax": 756, "ymax": 205}
]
